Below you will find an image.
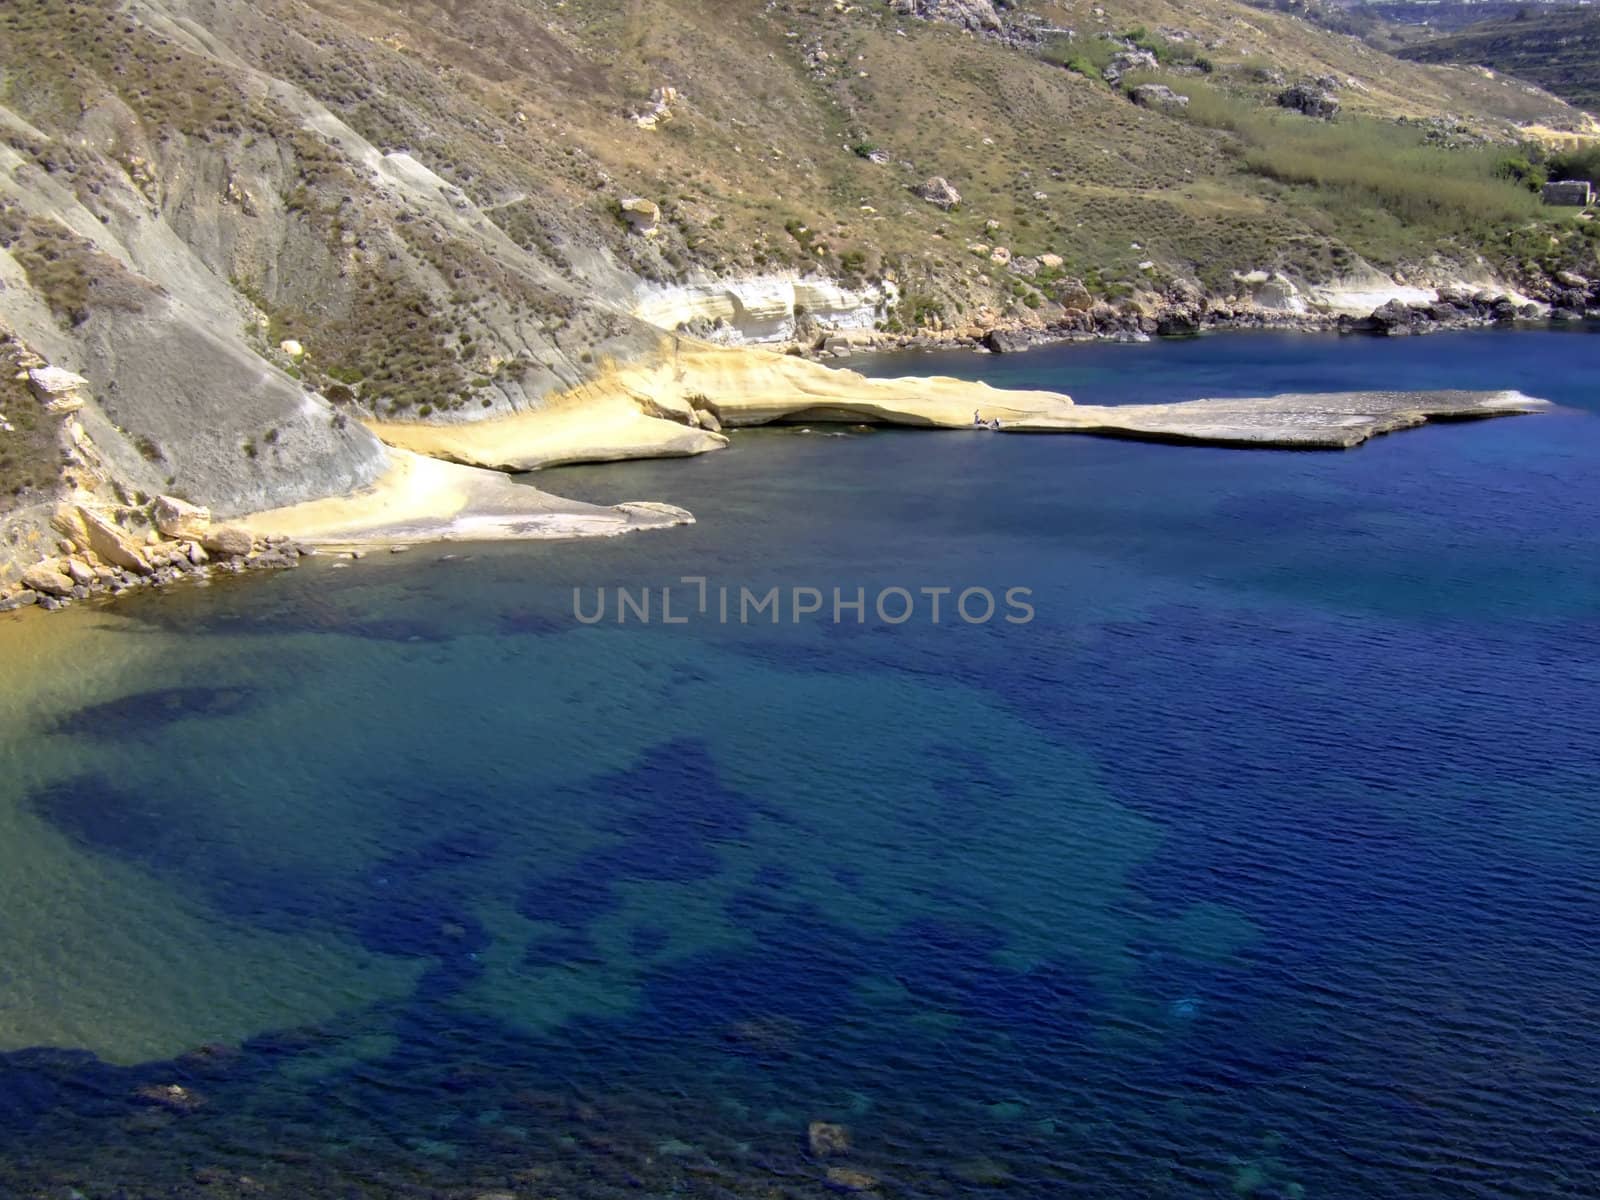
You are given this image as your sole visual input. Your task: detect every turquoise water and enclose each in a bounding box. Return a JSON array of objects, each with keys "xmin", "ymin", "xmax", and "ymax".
[{"xmin": 1, "ymin": 329, "xmax": 1598, "ymax": 1197}]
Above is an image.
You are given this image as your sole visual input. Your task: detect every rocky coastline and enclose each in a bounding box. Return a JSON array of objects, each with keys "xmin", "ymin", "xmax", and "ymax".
[
  {"xmin": 0, "ymin": 495, "xmax": 310, "ymax": 615},
  {"xmin": 1, "ymin": 289, "xmax": 1570, "ymax": 620},
  {"xmin": 791, "ymin": 280, "xmax": 1579, "ymax": 362}
]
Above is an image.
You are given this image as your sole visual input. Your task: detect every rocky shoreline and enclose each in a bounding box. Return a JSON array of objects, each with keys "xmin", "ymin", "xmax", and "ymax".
[
  {"xmin": 2, "ymin": 304, "xmax": 1570, "ymax": 620},
  {"xmin": 795, "ymin": 283, "xmax": 1577, "ymax": 361},
  {"xmin": 0, "ymin": 497, "xmax": 311, "ymax": 615}
]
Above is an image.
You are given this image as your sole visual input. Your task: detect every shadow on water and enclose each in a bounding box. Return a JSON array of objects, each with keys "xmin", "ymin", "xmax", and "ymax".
[{"xmin": 47, "ymin": 685, "xmax": 259, "ymax": 738}]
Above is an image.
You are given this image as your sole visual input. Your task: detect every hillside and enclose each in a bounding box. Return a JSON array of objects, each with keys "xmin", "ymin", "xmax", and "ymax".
[
  {"xmin": 1398, "ymin": 7, "xmax": 1600, "ymax": 110},
  {"xmin": 2, "ymin": 0, "xmax": 1599, "ymax": 590}
]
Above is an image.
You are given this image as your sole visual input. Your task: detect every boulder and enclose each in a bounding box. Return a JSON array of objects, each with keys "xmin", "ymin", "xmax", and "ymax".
[
  {"xmin": 202, "ymin": 526, "xmax": 254, "ymax": 558},
  {"xmin": 913, "ymin": 176, "xmax": 962, "ymax": 210},
  {"xmin": 982, "ymin": 329, "xmax": 1034, "ymax": 354},
  {"xmin": 1038, "ymin": 253, "xmax": 1065, "ymax": 271},
  {"xmin": 1156, "ymin": 312, "xmax": 1200, "ymax": 337},
  {"xmin": 808, "ymin": 1121, "xmax": 851, "ymax": 1158},
  {"xmin": 1352, "ymin": 298, "xmax": 1425, "ymax": 335},
  {"xmin": 27, "ymin": 366, "xmax": 89, "ymax": 414},
  {"xmin": 1130, "ymin": 83, "xmax": 1190, "ymax": 111},
  {"xmin": 76, "ymin": 507, "xmax": 154, "ymax": 574},
  {"xmin": 22, "ymin": 564, "xmax": 75, "ymax": 597},
  {"xmin": 153, "ymin": 495, "xmax": 212, "ymax": 539},
  {"xmin": 64, "ymin": 558, "xmax": 97, "ymax": 586},
  {"xmin": 619, "ymin": 197, "xmax": 661, "ymax": 236},
  {"xmin": 1053, "ymin": 277, "xmax": 1094, "ymax": 311},
  {"xmin": 1277, "ymin": 83, "xmax": 1339, "ymax": 119},
  {"xmin": 1555, "ymin": 270, "xmax": 1589, "ymax": 289}
]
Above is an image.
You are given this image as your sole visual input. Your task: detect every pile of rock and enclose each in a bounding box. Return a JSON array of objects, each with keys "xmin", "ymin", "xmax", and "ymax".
[
  {"xmin": 1346, "ymin": 290, "xmax": 1543, "ymax": 335},
  {"xmin": 0, "ymin": 498, "xmax": 308, "ymax": 614},
  {"xmin": 888, "ymin": 0, "xmax": 1003, "ymax": 33}
]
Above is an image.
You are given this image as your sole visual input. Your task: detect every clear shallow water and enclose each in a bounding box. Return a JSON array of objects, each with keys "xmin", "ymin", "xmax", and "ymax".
[{"xmin": 1, "ymin": 329, "xmax": 1598, "ymax": 1198}]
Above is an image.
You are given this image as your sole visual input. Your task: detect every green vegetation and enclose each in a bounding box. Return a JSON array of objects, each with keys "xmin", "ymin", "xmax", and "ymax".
[
  {"xmin": 1494, "ymin": 153, "xmax": 1547, "ymax": 193},
  {"xmin": 1126, "ymin": 77, "xmax": 1549, "ymax": 262},
  {"xmin": 0, "ymin": 203, "xmax": 149, "ymax": 328},
  {"xmin": 1547, "ymin": 143, "xmax": 1600, "ymax": 185},
  {"xmin": 0, "ymin": 334, "xmax": 62, "ymax": 499}
]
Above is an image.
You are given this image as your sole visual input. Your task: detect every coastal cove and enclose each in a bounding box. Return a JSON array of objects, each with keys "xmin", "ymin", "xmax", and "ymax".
[{"xmin": 1, "ymin": 328, "xmax": 1598, "ymax": 1198}]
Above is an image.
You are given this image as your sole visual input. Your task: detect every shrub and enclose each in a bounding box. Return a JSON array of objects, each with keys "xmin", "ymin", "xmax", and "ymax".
[{"xmin": 1547, "ymin": 144, "xmax": 1600, "ymax": 184}]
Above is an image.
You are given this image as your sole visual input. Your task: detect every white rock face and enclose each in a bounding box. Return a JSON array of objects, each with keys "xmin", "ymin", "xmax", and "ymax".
[
  {"xmin": 633, "ymin": 86, "xmax": 679, "ymax": 130},
  {"xmin": 633, "ymin": 274, "xmax": 898, "ymax": 343},
  {"xmin": 1232, "ymin": 271, "xmax": 1308, "ymax": 315},
  {"xmin": 1232, "ymin": 266, "xmax": 1542, "ymax": 317}
]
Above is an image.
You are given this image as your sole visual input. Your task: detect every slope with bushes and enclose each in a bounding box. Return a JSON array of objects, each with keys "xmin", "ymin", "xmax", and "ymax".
[{"xmin": 0, "ymin": 0, "xmax": 1597, "ymax": 568}]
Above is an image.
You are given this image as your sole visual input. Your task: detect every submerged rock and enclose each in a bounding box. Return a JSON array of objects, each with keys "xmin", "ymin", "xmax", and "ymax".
[
  {"xmin": 135, "ymin": 1083, "xmax": 206, "ymax": 1112},
  {"xmin": 808, "ymin": 1120, "xmax": 851, "ymax": 1157},
  {"xmin": 826, "ymin": 1166, "xmax": 880, "ymax": 1192}
]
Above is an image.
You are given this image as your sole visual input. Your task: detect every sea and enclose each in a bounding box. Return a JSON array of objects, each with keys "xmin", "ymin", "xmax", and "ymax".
[{"xmin": 1, "ymin": 327, "xmax": 1597, "ymax": 1198}]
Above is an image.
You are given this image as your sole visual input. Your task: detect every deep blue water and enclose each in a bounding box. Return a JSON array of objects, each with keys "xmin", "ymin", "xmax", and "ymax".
[{"xmin": 1, "ymin": 329, "xmax": 1598, "ymax": 1198}]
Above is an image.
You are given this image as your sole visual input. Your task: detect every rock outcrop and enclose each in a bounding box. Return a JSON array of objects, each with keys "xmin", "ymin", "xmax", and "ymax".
[
  {"xmin": 1130, "ymin": 83, "xmax": 1191, "ymax": 111},
  {"xmin": 620, "ymin": 198, "xmax": 663, "ymax": 237},
  {"xmin": 913, "ymin": 177, "xmax": 963, "ymax": 210},
  {"xmin": 1005, "ymin": 389, "xmax": 1548, "ymax": 448},
  {"xmin": 632, "ymin": 274, "xmax": 897, "ymax": 344},
  {"xmin": 1278, "ymin": 83, "xmax": 1341, "ymax": 119},
  {"xmin": 1103, "ymin": 50, "xmax": 1159, "ymax": 85},
  {"xmin": 890, "ymin": 0, "xmax": 1003, "ymax": 32},
  {"xmin": 27, "ymin": 368, "xmax": 89, "ymax": 415}
]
